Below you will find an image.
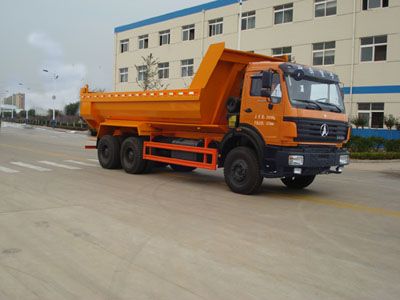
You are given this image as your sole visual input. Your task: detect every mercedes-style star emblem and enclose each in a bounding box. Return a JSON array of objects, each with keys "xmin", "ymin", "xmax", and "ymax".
[{"xmin": 320, "ymin": 124, "xmax": 329, "ymax": 137}]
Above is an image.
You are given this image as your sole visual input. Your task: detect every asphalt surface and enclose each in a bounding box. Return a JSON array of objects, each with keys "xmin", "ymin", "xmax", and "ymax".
[{"xmin": 0, "ymin": 122, "xmax": 400, "ymax": 300}]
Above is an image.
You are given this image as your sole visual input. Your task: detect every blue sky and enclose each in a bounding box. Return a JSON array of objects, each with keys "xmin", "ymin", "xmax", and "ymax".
[{"xmin": 0, "ymin": 0, "xmax": 207, "ymax": 110}]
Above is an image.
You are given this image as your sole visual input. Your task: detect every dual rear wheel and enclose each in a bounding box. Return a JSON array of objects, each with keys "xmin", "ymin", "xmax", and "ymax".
[{"xmin": 98, "ymin": 135, "xmax": 196, "ymax": 174}]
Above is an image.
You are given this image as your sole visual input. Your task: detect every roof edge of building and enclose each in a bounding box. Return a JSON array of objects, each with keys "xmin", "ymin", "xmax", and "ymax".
[{"xmin": 114, "ymin": 0, "xmax": 239, "ymax": 34}]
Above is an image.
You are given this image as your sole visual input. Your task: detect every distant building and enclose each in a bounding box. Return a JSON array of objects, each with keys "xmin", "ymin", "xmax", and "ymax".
[
  {"xmin": 4, "ymin": 93, "xmax": 25, "ymax": 110},
  {"xmin": 114, "ymin": 0, "xmax": 400, "ymax": 128}
]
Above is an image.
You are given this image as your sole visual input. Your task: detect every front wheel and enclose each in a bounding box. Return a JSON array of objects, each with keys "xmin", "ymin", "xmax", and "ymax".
[
  {"xmin": 223, "ymin": 147, "xmax": 263, "ymax": 195},
  {"xmin": 281, "ymin": 175, "xmax": 316, "ymax": 189}
]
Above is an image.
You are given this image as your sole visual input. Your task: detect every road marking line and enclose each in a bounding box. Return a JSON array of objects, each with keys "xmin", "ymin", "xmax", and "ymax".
[
  {"xmin": 87, "ymin": 159, "xmax": 98, "ymax": 162},
  {"xmin": 0, "ymin": 143, "xmax": 81, "ymax": 160},
  {"xmin": 0, "ymin": 166, "xmax": 20, "ymax": 174},
  {"xmin": 10, "ymin": 162, "xmax": 51, "ymax": 172},
  {"xmin": 64, "ymin": 160, "xmax": 98, "ymax": 167},
  {"xmin": 38, "ymin": 161, "xmax": 81, "ymax": 170}
]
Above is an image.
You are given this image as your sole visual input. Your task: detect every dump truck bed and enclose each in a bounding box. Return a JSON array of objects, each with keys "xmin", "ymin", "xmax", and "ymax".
[{"xmin": 80, "ymin": 43, "xmax": 285, "ymax": 132}]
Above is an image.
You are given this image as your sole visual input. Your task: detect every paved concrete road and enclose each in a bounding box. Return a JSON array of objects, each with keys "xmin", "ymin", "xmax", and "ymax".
[{"xmin": 1, "ymin": 122, "xmax": 400, "ymax": 300}]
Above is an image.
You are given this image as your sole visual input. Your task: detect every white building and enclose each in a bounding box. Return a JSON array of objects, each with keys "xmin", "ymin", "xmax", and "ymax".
[{"xmin": 114, "ymin": 0, "xmax": 400, "ymax": 128}]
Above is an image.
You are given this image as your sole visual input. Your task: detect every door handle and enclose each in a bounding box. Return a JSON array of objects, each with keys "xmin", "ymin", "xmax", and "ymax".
[{"xmin": 245, "ymin": 108, "xmax": 253, "ymax": 113}]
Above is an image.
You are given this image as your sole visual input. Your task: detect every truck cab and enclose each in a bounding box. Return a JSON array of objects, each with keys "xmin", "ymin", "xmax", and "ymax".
[{"xmin": 226, "ymin": 61, "xmax": 350, "ymax": 185}]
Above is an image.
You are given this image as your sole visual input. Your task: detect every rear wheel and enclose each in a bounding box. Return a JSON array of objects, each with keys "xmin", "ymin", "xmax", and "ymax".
[
  {"xmin": 281, "ymin": 175, "xmax": 316, "ymax": 189},
  {"xmin": 223, "ymin": 147, "xmax": 263, "ymax": 195},
  {"xmin": 170, "ymin": 164, "xmax": 197, "ymax": 172},
  {"xmin": 97, "ymin": 135, "xmax": 121, "ymax": 169},
  {"xmin": 121, "ymin": 137, "xmax": 151, "ymax": 174}
]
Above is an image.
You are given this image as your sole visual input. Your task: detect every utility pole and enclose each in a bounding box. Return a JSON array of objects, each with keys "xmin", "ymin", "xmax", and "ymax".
[
  {"xmin": 237, "ymin": 0, "xmax": 243, "ymax": 50},
  {"xmin": 43, "ymin": 69, "xmax": 59, "ymax": 128}
]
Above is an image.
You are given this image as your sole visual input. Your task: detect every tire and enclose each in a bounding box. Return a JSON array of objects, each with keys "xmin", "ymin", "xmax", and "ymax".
[
  {"xmin": 97, "ymin": 135, "xmax": 121, "ymax": 169},
  {"xmin": 281, "ymin": 175, "xmax": 316, "ymax": 189},
  {"xmin": 120, "ymin": 137, "xmax": 149, "ymax": 174},
  {"xmin": 170, "ymin": 164, "xmax": 197, "ymax": 172},
  {"xmin": 223, "ymin": 147, "xmax": 263, "ymax": 195}
]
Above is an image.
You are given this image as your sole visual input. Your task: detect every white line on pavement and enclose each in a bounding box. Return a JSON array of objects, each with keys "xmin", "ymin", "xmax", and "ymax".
[
  {"xmin": 10, "ymin": 162, "xmax": 52, "ymax": 172},
  {"xmin": 38, "ymin": 161, "xmax": 81, "ymax": 170},
  {"xmin": 64, "ymin": 160, "xmax": 98, "ymax": 167},
  {"xmin": 87, "ymin": 159, "xmax": 98, "ymax": 162},
  {"xmin": 0, "ymin": 166, "xmax": 20, "ymax": 174}
]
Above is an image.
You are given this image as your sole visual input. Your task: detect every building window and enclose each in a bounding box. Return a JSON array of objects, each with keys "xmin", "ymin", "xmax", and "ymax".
[
  {"xmin": 182, "ymin": 24, "xmax": 195, "ymax": 41},
  {"xmin": 159, "ymin": 30, "xmax": 170, "ymax": 46},
  {"xmin": 209, "ymin": 18, "xmax": 223, "ymax": 36},
  {"xmin": 272, "ymin": 46, "xmax": 292, "ymax": 61},
  {"xmin": 358, "ymin": 102, "xmax": 385, "ymax": 128},
  {"xmin": 158, "ymin": 62, "xmax": 169, "ymax": 79},
  {"xmin": 138, "ymin": 35, "xmax": 149, "ymax": 49},
  {"xmin": 313, "ymin": 41, "xmax": 335, "ymax": 65},
  {"xmin": 315, "ymin": 0, "xmax": 337, "ymax": 17},
  {"xmin": 360, "ymin": 35, "xmax": 387, "ymax": 62},
  {"xmin": 137, "ymin": 65, "xmax": 147, "ymax": 82},
  {"xmin": 181, "ymin": 59, "xmax": 194, "ymax": 77},
  {"xmin": 362, "ymin": 0, "xmax": 389, "ymax": 10},
  {"xmin": 120, "ymin": 39, "xmax": 129, "ymax": 53},
  {"xmin": 274, "ymin": 3, "xmax": 293, "ymax": 25},
  {"xmin": 241, "ymin": 11, "xmax": 256, "ymax": 30},
  {"xmin": 119, "ymin": 68, "xmax": 128, "ymax": 83}
]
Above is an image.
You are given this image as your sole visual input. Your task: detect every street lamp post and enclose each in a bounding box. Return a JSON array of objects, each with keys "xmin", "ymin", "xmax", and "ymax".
[
  {"xmin": 18, "ymin": 83, "xmax": 30, "ymax": 123},
  {"xmin": 43, "ymin": 69, "xmax": 59, "ymax": 128},
  {"xmin": 52, "ymin": 95, "xmax": 56, "ymax": 126}
]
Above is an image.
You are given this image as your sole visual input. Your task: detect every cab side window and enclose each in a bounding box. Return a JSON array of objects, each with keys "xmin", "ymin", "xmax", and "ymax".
[{"xmin": 250, "ymin": 73, "xmax": 282, "ymax": 104}]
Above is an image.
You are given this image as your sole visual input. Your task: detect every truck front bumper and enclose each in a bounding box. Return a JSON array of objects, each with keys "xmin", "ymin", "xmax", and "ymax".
[{"xmin": 262, "ymin": 146, "xmax": 349, "ymax": 178}]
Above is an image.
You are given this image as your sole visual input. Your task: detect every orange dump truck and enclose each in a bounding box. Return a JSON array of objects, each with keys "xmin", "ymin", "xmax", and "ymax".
[{"xmin": 80, "ymin": 43, "xmax": 350, "ymax": 194}]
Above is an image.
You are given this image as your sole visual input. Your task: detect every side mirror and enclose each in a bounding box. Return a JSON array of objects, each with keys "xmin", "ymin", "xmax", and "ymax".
[
  {"xmin": 260, "ymin": 70, "xmax": 273, "ymax": 98},
  {"xmin": 261, "ymin": 71, "xmax": 273, "ymax": 89}
]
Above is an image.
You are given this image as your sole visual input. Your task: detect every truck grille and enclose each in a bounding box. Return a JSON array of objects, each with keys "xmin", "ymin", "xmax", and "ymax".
[{"xmin": 284, "ymin": 117, "xmax": 349, "ymax": 143}]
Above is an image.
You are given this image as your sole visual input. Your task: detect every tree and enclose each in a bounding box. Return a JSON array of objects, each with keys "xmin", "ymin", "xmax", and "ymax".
[
  {"xmin": 64, "ymin": 101, "xmax": 80, "ymax": 116},
  {"xmin": 18, "ymin": 110, "xmax": 26, "ymax": 118},
  {"xmin": 28, "ymin": 109, "xmax": 35, "ymax": 117},
  {"xmin": 92, "ymin": 88, "xmax": 106, "ymax": 93},
  {"xmin": 384, "ymin": 114, "xmax": 396, "ymax": 130},
  {"xmin": 48, "ymin": 109, "xmax": 62, "ymax": 118},
  {"xmin": 351, "ymin": 116, "xmax": 368, "ymax": 129},
  {"xmin": 135, "ymin": 53, "xmax": 168, "ymax": 90}
]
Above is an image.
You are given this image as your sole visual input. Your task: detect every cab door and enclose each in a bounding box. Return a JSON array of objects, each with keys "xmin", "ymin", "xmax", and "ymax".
[{"xmin": 239, "ymin": 70, "xmax": 285, "ymax": 145}]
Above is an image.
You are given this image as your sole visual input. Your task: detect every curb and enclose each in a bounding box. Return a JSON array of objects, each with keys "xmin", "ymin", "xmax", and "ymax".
[{"xmin": 351, "ymin": 159, "xmax": 400, "ymax": 163}]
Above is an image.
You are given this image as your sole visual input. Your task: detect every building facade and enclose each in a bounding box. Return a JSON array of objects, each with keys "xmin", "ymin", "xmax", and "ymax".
[
  {"xmin": 4, "ymin": 93, "xmax": 25, "ymax": 110},
  {"xmin": 114, "ymin": 0, "xmax": 400, "ymax": 128}
]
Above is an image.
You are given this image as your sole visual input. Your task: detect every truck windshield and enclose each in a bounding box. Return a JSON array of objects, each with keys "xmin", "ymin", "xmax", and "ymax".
[{"xmin": 285, "ymin": 75, "xmax": 345, "ymax": 113}]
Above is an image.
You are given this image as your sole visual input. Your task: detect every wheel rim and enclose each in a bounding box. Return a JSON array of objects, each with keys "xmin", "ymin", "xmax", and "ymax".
[
  {"xmin": 101, "ymin": 145, "xmax": 109, "ymax": 159},
  {"xmin": 231, "ymin": 159, "xmax": 248, "ymax": 183},
  {"xmin": 124, "ymin": 147, "xmax": 135, "ymax": 166}
]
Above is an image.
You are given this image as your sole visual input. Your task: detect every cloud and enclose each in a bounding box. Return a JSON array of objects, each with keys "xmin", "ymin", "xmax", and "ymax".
[
  {"xmin": 26, "ymin": 32, "xmax": 87, "ymax": 111},
  {"xmin": 28, "ymin": 32, "xmax": 63, "ymax": 58}
]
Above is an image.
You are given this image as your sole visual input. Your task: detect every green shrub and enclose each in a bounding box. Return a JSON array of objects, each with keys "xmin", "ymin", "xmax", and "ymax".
[
  {"xmin": 350, "ymin": 152, "xmax": 400, "ymax": 160},
  {"xmin": 368, "ymin": 136, "xmax": 385, "ymax": 151},
  {"xmin": 346, "ymin": 136, "xmax": 374, "ymax": 152},
  {"xmin": 384, "ymin": 115, "xmax": 396, "ymax": 130},
  {"xmin": 351, "ymin": 116, "xmax": 368, "ymax": 129},
  {"xmin": 384, "ymin": 139, "xmax": 400, "ymax": 152}
]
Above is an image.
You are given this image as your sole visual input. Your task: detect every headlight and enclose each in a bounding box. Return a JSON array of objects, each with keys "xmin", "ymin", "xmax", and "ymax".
[
  {"xmin": 289, "ymin": 155, "xmax": 304, "ymax": 166},
  {"xmin": 339, "ymin": 155, "xmax": 349, "ymax": 165}
]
